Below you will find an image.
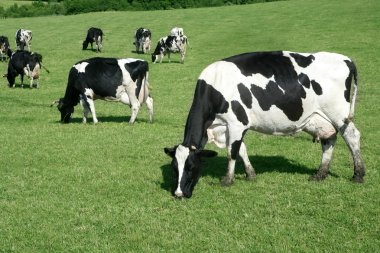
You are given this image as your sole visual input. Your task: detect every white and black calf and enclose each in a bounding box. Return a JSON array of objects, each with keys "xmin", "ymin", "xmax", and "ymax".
[
  {"xmin": 57, "ymin": 57, "xmax": 153, "ymax": 124},
  {"xmin": 83, "ymin": 27, "xmax": 103, "ymax": 52},
  {"xmin": 15, "ymin": 29, "xmax": 32, "ymax": 51},
  {"xmin": 151, "ymin": 35, "xmax": 187, "ymax": 64},
  {"xmin": 0, "ymin": 36, "xmax": 12, "ymax": 61},
  {"xmin": 6, "ymin": 50, "xmax": 42, "ymax": 88},
  {"xmin": 165, "ymin": 51, "xmax": 365, "ymax": 198},
  {"xmin": 134, "ymin": 27, "xmax": 151, "ymax": 54}
]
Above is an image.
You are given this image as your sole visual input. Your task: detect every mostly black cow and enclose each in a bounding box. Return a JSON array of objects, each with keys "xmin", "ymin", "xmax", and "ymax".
[
  {"xmin": 165, "ymin": 51, "xmax": 365, "ymax": 198},
  {"xmin": 57, "ymin": 57, "xmax": 153, "ymax": 124},
  {"xmin": 0, "ymin": 36, "xmax": 12, "ymax": 61},
  {"xmin": 83, "ymin": 27, "xmax": 103, "ymax": 52},
  {"xmin": 134, "ymin": 27, "xmax": 151, "ymax": 54},
  {"xmin": 6, "ymin": 50, "xmax": 42, "ymax": 88},
  {"xmin": 151, "ymin": 35, "xmax": 187, "ymax": 64},
  {"xmin": 15, "ymin": 29, "xmax": 32, "ymax": 51}
]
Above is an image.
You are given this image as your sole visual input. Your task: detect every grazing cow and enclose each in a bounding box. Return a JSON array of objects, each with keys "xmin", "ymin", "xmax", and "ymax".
[
  {"xmin": 134, "ymin": 27, "xmax": 152, "ymax": 54},
  {"xmin": 6, "ymin": 50, "xmax": 42, "ymax": 88},
  {"xmin": 57, "ymin": 57, "xmax": 153, "ymax": 124},
  {"xmin": 170, "ymin": 27, "xmax": 184, "ymax": 37},
  {"xmin": 165, "ymin": 51, "xmax": 365, "ymax": 198},
  {"xmin": 0, "ymin": 36, "xmax": 12, "ymax": 61},
  {"xmin": 15, "ymin": 29, "xmax": 32, "ymax": 51},
  {"xmin": 151, "ymin": 35, "xmax": 187, "ymax": 64},
  {"xmin": 83, "ymin": 27, "xmax": 103, "ymax": 52}
]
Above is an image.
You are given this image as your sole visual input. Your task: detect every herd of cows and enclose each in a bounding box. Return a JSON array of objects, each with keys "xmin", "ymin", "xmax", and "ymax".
[{"xmin": 0, "ymin": 26, "xmax": 365, "ymax": 198}]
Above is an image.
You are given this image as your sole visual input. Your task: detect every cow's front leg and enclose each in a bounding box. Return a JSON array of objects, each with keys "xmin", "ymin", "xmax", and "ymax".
[
  {"xmin": 239, "ymin": 141, "xmax": 256, "ymax": 180},
  {"xmin": 145, "ymin": 96, "xmax": 154, "ymax": 123},
  {"xmin": 79, "ymin": 98, "xmax": 90, "ymax": 123}
]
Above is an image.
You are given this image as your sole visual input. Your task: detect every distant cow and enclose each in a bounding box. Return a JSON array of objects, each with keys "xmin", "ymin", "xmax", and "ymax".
[
  {"xmin": 57, "ymin": 57, "xmax": 153, "ymax": 124},
  {"xmin": 0, "ymin": 36, "xmax": 12, "ymax": 61},
  {"xmin": 170, "ymin": 27, "xmax": 184, "ymax": 37},
  {"xmin": 165, "ymin": 51, "xmax": 365, "ymax": 198},
  {"xmin": 6, "ymin": 50, "xmax": 42, "ymax": 88},
  {"xmin": 83, "ymin": 27, "xmax": 103, "ymax": 52},
  {"xmin": 134, "ymin": 27, "xmax": 152, "ymax": 54},
  {"xmin": 151, "ymin": 35, "xmax": 187, "ymax": 64},
  {"xmin": 15, "ymin": 29, "xmax": 32, "ymax": 51}
]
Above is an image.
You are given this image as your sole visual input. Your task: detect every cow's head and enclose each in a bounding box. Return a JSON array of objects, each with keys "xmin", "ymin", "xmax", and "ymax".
[
  {"xmin": 57, "ymin": 98, "xmax": 74, "ymax": 123},
  {"xmin": 164, "ymin": 145, "xmax": 217, "ymax": 198}
]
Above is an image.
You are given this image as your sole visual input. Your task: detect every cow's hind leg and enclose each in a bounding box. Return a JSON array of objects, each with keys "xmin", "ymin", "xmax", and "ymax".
[
  {"xmin": 239, "ymin": 142, "xmax": 256, "ymax": 181},
  {"xmin": 339, "ymin": 122, "xmax": 365, "ymax": 182},
  {"xmin": 79, "ymin": 98, "xmax": 90, "ymax": 123},
  {"xmin": 145, "ymin": 96, "xmax": 154, "ymax": 123},
  {"xmin": 310, "ymin": 135, "xmax": 337, "ymax": 181}
]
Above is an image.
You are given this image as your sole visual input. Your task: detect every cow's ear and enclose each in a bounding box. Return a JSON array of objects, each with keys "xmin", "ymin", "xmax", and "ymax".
[
  {"xmin": 199, "ymin": 150, "xmax": 218, "ymax": 158},
  {"xmin": 164, "ymin": 146, "xmax": 177, "ymax": 158}
]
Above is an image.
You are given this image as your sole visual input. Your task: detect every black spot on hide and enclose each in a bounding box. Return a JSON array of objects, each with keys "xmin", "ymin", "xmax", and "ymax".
[
  {"xmin": 289, "ymin": 53, "xmax": 315, "ymax": 68},
  {"xmin": 298, "ymin": 73, "xmax": 310, "ymax": 88},
  {"xmin": 231, "ymin": 100, "xmax": 249, "ymax": 125},
  {"xmin": 344, "ymin": 59, "xmax": 357, "ymax": 103},
  {"xmin": 311, "ymin": 80, "xmax": 323, "ymax": 95},
  {"xmin": 237, "ymin": 83, "xmax": 252, "ymax": 109},
  {"xmin": 224, "ymin": 52, "xmax": 306, "ymax": 121}
]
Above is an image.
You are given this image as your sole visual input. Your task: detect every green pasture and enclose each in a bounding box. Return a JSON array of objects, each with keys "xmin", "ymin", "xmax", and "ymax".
[{"xmin": 0, "ymin": 0, "xmax": 379, "ymax": 251}]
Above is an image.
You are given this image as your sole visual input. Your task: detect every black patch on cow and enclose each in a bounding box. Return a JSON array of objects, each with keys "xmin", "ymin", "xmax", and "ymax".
[
  {"xmin": 237, "ymin": 83, "xmax": 252, "ymax": 109},
  {"xmin": 124, "ymin": 60, "xmax": 149, "ymax": 97},
  {"xmin": 289, "ymin": 53, "xmax": 315, "ymax": 68},
  {"xmin": 231, "ymin": 100, "xmax": 249, "ymax": 125},
  {"xmin": 230, "ymin": 140, "xmax": 242, "ymax": 160},
  {"xmin": 311, "ymin": 80, "xmax": 323, "ymax": 95},
  {"xmin": 298, "ymin": 73, "xmax": 310, "ymax": 88},
  {"xmin": 182, "ymin": 79, "xmax": 229, "ymax": 148},
  {"xmin": 344, "ymin": 59, "xmax": 357, "ymax": 103},
  {"xmin": 224, "ymin": 52, "xmax": 307, "ymax": 121}
]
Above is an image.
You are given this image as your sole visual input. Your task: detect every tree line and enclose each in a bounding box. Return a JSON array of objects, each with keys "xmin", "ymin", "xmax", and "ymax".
[{"xmin": 0, "ymin": 0, "xmax": 281, "ymax": 18}]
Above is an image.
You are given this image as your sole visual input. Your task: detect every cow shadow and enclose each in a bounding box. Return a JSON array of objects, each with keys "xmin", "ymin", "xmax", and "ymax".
[
  {"xmin": 160, "ymin": 154, "xmax": 324, "ymax": 194},
  {"xmin": 54, "ymin": 115, "xmax": 153, "ymax": 124}
]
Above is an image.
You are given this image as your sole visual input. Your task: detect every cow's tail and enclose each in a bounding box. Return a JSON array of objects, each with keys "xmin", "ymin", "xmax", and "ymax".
[{"xmin": 346, "ymin": 60, "xmax": 358, "ymax": 123}]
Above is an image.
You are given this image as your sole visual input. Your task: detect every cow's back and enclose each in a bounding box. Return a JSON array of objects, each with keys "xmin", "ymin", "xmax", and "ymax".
[{"xmin": 198, "ymin": 51, "xmax": 355, "ymax": 134}]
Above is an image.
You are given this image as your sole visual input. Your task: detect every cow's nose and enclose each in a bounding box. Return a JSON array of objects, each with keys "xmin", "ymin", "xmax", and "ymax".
[{"xmin": 174, "ymin": 190, "xmax": 184, "ymax": 198}]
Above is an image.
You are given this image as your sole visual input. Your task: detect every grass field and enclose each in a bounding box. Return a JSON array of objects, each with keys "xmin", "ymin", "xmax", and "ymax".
[{"xmin": 0, "ymin": 0, "xmax": 379, "ymax": 252}]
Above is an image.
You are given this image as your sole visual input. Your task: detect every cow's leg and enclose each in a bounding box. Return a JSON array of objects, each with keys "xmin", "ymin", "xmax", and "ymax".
[
  {"xmin": 79, "ymin": 98, "xmax": 90, "ymax": 123},
  {"xmin": 126, "ymin": 85, "xmax": 140, "ymax": 124},
  {"xmin": 239, "ymin": 141, "xmax": 256, "ymax": 180},
  {"xmin": 82, "ymin": 96, "xmax": 98, "ymax": 124},
  {"xmin": 222, "ymin": 128, "xmax": 247, "ymax": 186},
  {"xmin": 339, "ymin": 122, "xmax": 365, "ymax": 182},
  {"xmin": 145, "ymin": 96, "xmax": 154, "ymax": 123},
  {"xmin": 167, "ymin": 52, "xmax": 171, "ymax": 63},
  {"xmin": 20, "ymin": 75, "xmax": 24, "ymax": 88},
  {"xmin": 310, "ymin": 135, "xmax": 337, "ymax": 181}
]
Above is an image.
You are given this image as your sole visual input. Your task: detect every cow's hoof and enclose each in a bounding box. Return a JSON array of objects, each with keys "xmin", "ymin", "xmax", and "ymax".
[
  {"xmin": 245, "ymin": 173, "xmax": 256, "ymax": 181},
  {"xmin": 221, "ymin": 177, "xmax": 233, "ymax": 187},
  {"xmin": 309, "ymin": 173, "xmax": 327, "ymax": 181},
  {"xmin": 351, "ymin": 175, "xmax": 364, "ymax": 183}
]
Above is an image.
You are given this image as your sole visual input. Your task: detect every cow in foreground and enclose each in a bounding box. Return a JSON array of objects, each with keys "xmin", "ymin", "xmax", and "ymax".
[
  {"xmin": 151, "ymin": 35, "xmax": 187, "ymax": 64},
  {"xmin": 83, "ymin": 27, "xmax": 103, "ymax": 52},
  {"xmin": 134, "ymin": 27, "xmax": 152, "ymax": 54},
  {"xmin": 0, "ymin": 36, "xmax": 12, "ymax": 61},
  {"xmin": 15, "ymin": 29, "xmax": 32, "ymax": 51},
  {"xmin": 6, "ymin": 50, "xmax": 42, "ymax": 88},
  {"xmin": 165, "ymin": 51, "xmax": 365, "ymax": 198},
  {"xmin": 57, "ymin": 57, "xmax": 153, "ymax": 124}
]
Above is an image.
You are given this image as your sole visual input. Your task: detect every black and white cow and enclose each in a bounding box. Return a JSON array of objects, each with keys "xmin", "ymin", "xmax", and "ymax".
[
  {"xmin": 134, "ymin": 27, "xmax": 152, "ymax": 54},
  {"xmin": 6, "ymin": 50, "xmax": 42, "ymax": 88},
  {"xmin": 0, "ymin": 36, "xmax": 12, "ymax": 61},
  {"xmin": 151, "ymin": 35, "xmax": 187, "ymax": 64},
  {"xmin": 15, "ymin": 29, "xmax": 32, "ymax": 51},
  {"xmin": 165, "ymin": 51, "xmax": 365, "ymax": 198},
  {"xmin": 57, "ymin": 57, "xmax": 153, "ymax": 124},
  {"xmin": 82, "ymin": 27, "xmax": 103, "ymax": 52}
]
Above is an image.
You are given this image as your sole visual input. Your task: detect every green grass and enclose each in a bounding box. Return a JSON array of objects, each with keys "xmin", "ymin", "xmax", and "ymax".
[{"xmin": 0, "ymin": 0, "xmax": 379, "ymax": 252}]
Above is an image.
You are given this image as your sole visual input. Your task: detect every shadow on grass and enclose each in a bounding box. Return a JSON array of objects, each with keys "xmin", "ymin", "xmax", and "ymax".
[
  {"xmin": 160, "ymin": 154, "xmax": 336, "ymax": 194},
  {"xmin": 53, "ymin": 115, "xmax": 154, "ymax": 124}
]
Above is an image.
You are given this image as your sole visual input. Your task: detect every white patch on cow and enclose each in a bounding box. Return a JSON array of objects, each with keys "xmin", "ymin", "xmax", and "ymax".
[
  {"xmin": 117, "ymin": 58, "xmax": 142, "ymax": 86},
  {"xmin": 84, "ymin": 88, "xmax": 94, "ymax": 98},
  {"xmin": 174, "ymin": 145, "xmax": 190, "ymax": 197},
  {"xmin": 74, "ymin": 62, "xmax": 89, "ymax": 73}
]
